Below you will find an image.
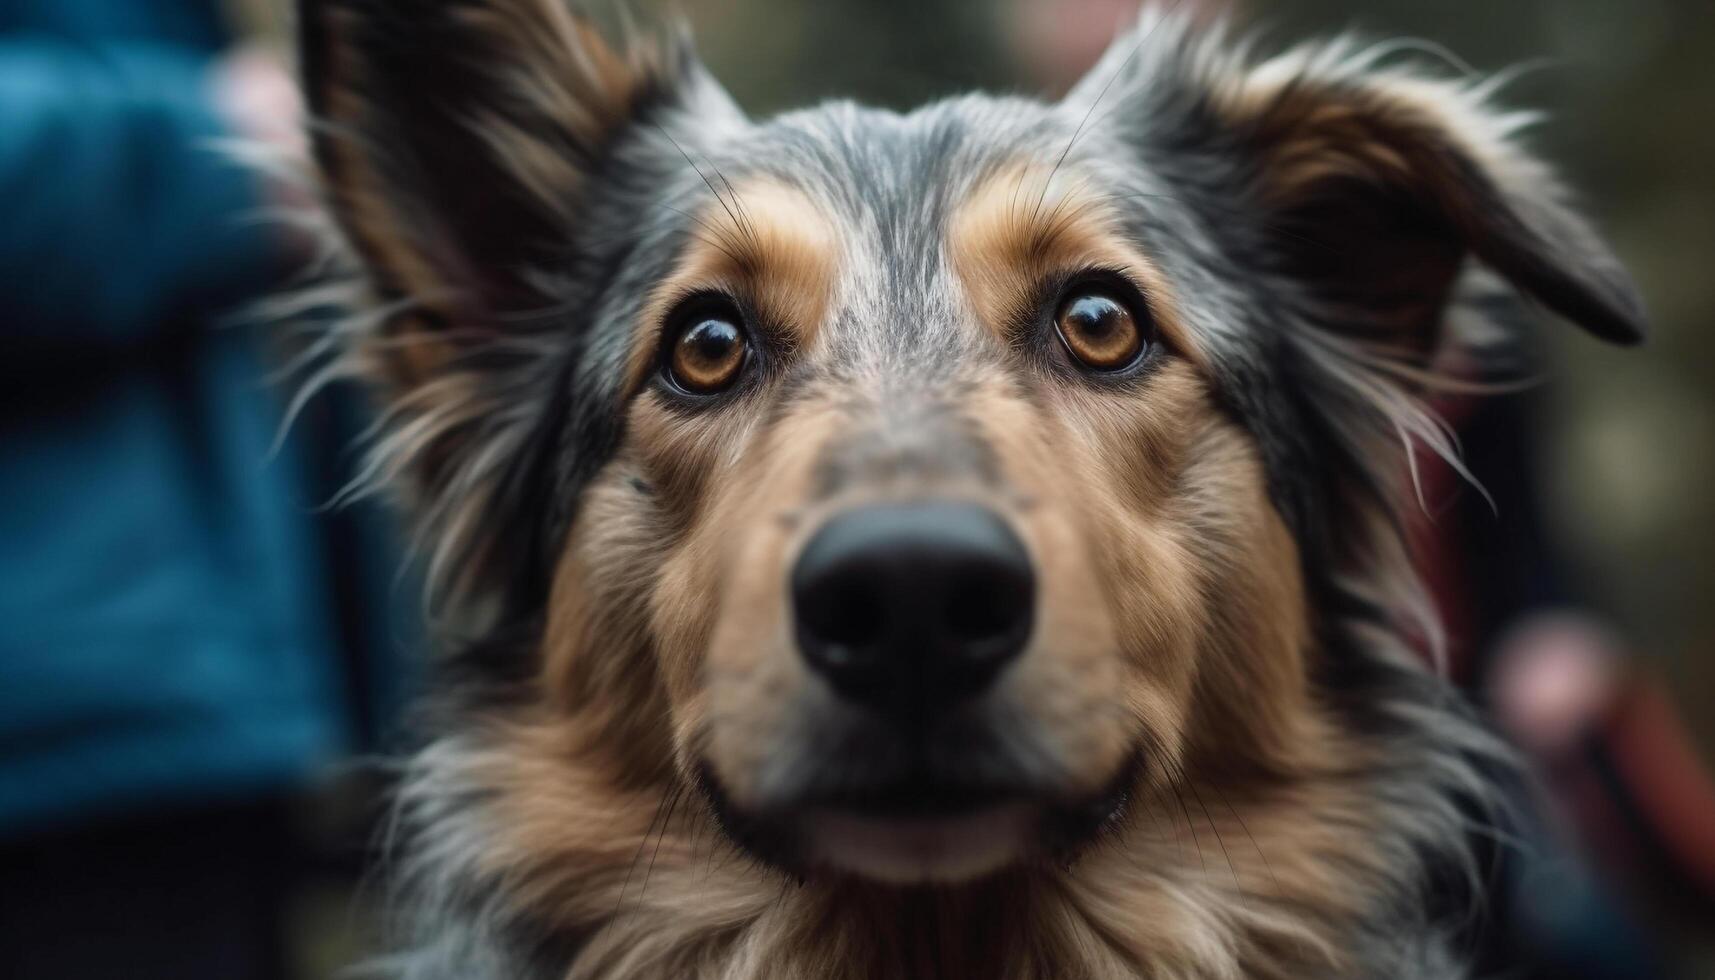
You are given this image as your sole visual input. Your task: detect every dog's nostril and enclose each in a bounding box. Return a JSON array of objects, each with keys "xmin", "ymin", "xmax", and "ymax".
[
  {"xmin": 944, "ymin": 570, "xmax": 1025, "ymax": 646},
  {"xmin": 792, "ymin": 502, "xmax": 1035, "ymax": 715}
]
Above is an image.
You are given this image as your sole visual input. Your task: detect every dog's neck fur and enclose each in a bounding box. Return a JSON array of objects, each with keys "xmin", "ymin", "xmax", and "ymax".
[{"xmin": 385, "ymin": 623, "xmax": 1491, "ymax": 980}]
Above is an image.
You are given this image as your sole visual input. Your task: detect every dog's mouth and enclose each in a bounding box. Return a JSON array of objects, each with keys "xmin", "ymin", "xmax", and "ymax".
[
  {"xmin": 799, "ymin": 802, "xmax": 1040, "ymax": 884},
  {"xmin": 696, "ymin": 756, "xmax": 1138, "ymax": 884}
]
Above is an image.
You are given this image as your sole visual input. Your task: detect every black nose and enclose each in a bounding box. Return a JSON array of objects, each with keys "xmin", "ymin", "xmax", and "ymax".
[{"xmin": 791, "ymin": 502, "xmax": 1035, "ymax": 716}]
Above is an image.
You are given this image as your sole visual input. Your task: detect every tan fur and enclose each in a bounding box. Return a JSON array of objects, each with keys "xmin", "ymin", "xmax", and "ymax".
[
  {"xmin": 545, "ymin": 180, "xmax": 842, "ymax": 790},
  {"xmin": 463, "ymin": 172, "xmax": 1412, "ymax": 978},
  {"xmin": 624, "ymin": 179, "xmax": 840, "ymax": 395},
  {"xmin": 949, "ymin": 163, "xmax": 1205, "ymax": 367},
  {"xmin": 435, "ymin": 690, "xmax": 1389, "ymax": 979}
]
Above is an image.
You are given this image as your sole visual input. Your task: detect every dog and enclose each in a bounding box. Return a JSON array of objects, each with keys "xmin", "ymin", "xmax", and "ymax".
[{"xmin": 293, "ymin": 2, "xmax": 1645, "ymax": 976}]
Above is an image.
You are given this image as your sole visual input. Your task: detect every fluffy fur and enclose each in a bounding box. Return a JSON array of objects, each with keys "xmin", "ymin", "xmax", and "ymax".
[{"xmin": 290, "ymin": 4, "xmax": 1644, "ymax": 977}]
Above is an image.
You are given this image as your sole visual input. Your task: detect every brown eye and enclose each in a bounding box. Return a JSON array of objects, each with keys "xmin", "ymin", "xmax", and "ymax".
[
  {"xmin": 1054, "ymin": 287, "xmax": 1145, "ymax": 371},
  {"xmin": 667, "ymin": 305, "xmax": 749, "ymax": 394}
]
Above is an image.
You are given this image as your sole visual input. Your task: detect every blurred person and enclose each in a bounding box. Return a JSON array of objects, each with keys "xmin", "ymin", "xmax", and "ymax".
[
  {"xmin": 1416, "ymin": 386, "xmax": 1715, "ymax": 978},
  {"xmin": 0, "ymin": 1, "xmax": 412, "ymax": 978}
]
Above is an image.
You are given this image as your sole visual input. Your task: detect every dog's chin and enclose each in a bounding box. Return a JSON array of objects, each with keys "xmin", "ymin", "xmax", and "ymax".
[{"xmin": 803, "ymin": 803, "xmax": 1037, "ymax": 884}]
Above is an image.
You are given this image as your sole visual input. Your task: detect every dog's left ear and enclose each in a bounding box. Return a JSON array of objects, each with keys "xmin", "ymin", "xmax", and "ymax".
[{"xmin": 1071, "ymin": 19, "xmax": 1647, "ymax": 350}]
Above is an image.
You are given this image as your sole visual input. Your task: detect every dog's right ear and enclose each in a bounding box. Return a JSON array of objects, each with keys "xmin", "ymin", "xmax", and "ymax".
[
  {"xmin": 297, "ymin": 0, "xmax": 742, "ymax": 610},
  {"xmin": 299, "ymin": 0, "xmax": 740, "ymax": 375}
]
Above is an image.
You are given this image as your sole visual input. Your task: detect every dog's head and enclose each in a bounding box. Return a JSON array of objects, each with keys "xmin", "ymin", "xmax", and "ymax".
[{"xmin": 301, "ymin": 1, "xmax": 1642, "ymax": 885}]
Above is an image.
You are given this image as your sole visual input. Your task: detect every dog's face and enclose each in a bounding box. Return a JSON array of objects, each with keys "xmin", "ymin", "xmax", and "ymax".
[
  {"xmin": 597, "ymin": 154, "xmax": 1298, "ymax": 882},
  {"xmin": 301, "ymin": 2, "xmax": 1643, "ymax": 885}
]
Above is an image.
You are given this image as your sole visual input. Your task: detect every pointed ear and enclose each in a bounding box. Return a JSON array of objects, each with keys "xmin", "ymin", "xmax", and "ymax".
[
  {"xmin": 1075, "ymin": 22, "xmax": 1646, "ymax": 351},
  {"xmin": 299, "ymin": 0, "xmax": 737, "ymax": 357},
  {"xmin": 296, "ymin": 0, "xmax": 741, "ymax": 610}
]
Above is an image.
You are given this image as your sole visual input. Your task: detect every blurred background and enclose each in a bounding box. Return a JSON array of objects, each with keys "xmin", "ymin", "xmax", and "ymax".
[{"xmin": 0, "ymin": 0, "xmax": 1710, "ymax": 977}]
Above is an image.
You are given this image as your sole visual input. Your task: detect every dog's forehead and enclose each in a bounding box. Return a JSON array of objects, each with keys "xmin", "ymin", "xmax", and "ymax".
[
  {"xmin": 690, "ymin": 97, "xmax": 1152, "ymax": 355},
  {"xmin": 743, "ymin": 97, "xmax": 1074, "ymax": 221}
]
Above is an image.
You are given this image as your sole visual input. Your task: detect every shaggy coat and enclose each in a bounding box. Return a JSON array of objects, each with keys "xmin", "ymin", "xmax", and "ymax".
[{"xmin": 292, "ymin": 3, "xmax": 1644, "ymax": 977}]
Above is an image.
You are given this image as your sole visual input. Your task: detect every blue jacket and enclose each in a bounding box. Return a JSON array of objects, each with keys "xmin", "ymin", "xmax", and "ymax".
[{"xmin": 0, "ymin": 0, "xmax": 413, "ymax": 834}]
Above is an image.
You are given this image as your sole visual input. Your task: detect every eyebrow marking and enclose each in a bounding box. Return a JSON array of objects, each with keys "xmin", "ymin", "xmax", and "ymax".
[
  {"xmin": 948, "ymin": 162, "xmax": 1202, "ymax": 365},
  {"xmin": 626, "ymin": 178, "xmax": 840, "ymax": 394}
]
